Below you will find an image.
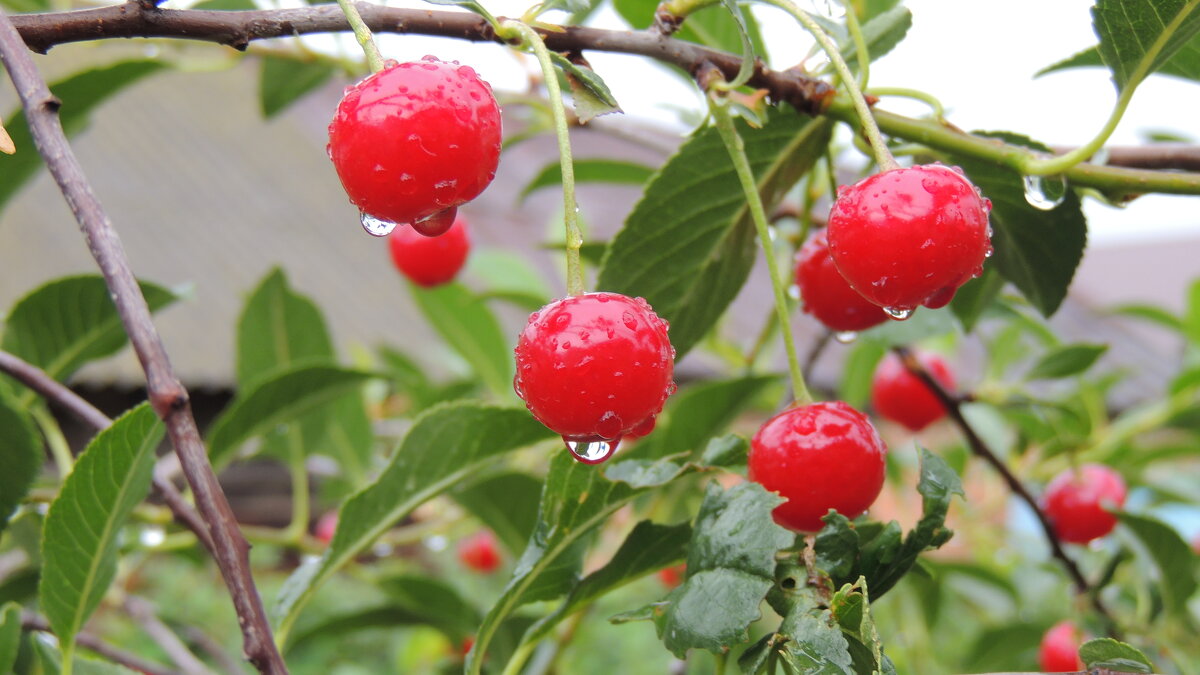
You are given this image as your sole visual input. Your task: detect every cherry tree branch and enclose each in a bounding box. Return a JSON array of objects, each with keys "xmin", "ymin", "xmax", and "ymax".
[
  {"xmin": 892, "ymin": 346, "xmax": 1120, "ymax": 638},
  {"xmin": 123, "ymin": 595, "xmax": 215, "ymax": 675},
  {"xmin": 0, "ymin": 10, "xmax": 286, "ymax": 674},
  {"xmin": 22, "ymin": 612, "xmax": 176, "ymax": 675}
]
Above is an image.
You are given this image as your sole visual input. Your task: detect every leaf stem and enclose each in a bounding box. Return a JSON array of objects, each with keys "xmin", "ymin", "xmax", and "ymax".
[
  {"xmin": 840, "ymin": 0, "xmax": 869, "ymax": 88},
  {"xmin": 32, "ymin": 406, "xmax": 74, "ymax": 478},
  {"xmin": 333, "ymin": 0, "xmax": 384, "ymax": 73},
  {"xmin": 283, "ymin": 429, "xmax": 310, "ymax": 544},
  {"xmin": 866, "ymin": 87, "xmax": 945, "ymax": 121},
  {"xmin": 707, "ymin": 90, "xmax": 812, "ymax": 405},
  {"xmin": 500, "ymin": 20, "xmax": 585, "ymax": 296}
]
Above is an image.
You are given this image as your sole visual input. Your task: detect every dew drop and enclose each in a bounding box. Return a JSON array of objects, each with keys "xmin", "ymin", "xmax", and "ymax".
[
  {"xmin": 834, "ymin": 331, "xmax": 858, "ymax": 344},
  {"xmin": 1022, "ymin": 174, "xmax": 1066, "ymax": 210},
  {"xmin": 360, "ymin": 212, "xmax": 397, "ymax": 237},
  {"xmin": 411, "ymin": 208, "xmax": 457, "ymax": 237},
  {"xmin": 883, "ymin": 306, "xmax": 913, "ymax": 321},
  {"xmin": 622, "ymin": 311, "xmax": 638, "ymax": 330},
  {"xmin": 984, "ymin": 246, "xmax": 994, "ymax": 259},
  {"xmin": 564, "ymin": 436, "xmax": 620, "ymax": 464}
]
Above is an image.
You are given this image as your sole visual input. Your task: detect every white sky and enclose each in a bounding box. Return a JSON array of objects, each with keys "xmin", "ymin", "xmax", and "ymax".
[{"xmin": 345, "ymin": 0, "xmax": 1200, "ymax": 247}]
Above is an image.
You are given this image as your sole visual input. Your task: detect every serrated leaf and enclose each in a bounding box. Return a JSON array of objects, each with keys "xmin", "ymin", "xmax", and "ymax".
[
  {"xmin": 1027, "ymin": 343, "xmax": 1108, "ymax": 380},
  {"xmin": 950, "ymin": 266, "xmax": 1005, "ymax": 332},
  {"xmin": 206, "ymin": 365, "xmax": 377, "ymax": 465},
  {"xmin": 1, "ymin": 275, "xmax": 179, "ymax": 392},
  {"xmin": 1092, "ymin": 0, "xmax": 1200, "ymax": 92},
  {"xmin": 1037, "ymin": 45, "xmax": 1105, "ymax": 77},
  {"xmin": 1079, "ymin": 638, "xmax": 1155, "ymax": 672},
  {"xmin": 842, "ymin": 5, "xmax": 912, "ymax": 71},
  {"xmin": 0, "ymin": 395, "xmax": 39, "ymax": 537},
  {"xmin": 548, "ymin": 53, "xmax": 622, "ymax": 122},
  {"xmin": 39, "ymin": 405, "xmax": 163, "ymax": 655},
  {"xmin": 779, "ymin": 608, "xmax": 855, "ymax": 674},
  {"xmin": 0, "ymin": 603, "xmax": 19, "ymax": 675},
  {"xmin": 237, "ymin": 267, "xmax": 335, "ymax": 387},
  {"xmin": 951, "ymin": 133, "xmax": 1087, "ymax": 317},
  {"xmin": 699, "ymin": 433, "xmax": 748, "ymax": 466},
  {"xmin": 599, "ymin": 110, "xmax": 832, "ymax": 357},
  {"xmin": 653, "ymin": 482, "xmax": 792, "ymax": 658},
  {"xmin": 1117, "ymin": 511, "xmax": 1198, "ymax": 617},
  {"xmin": 259, "ymin": 56, "xmax": 335, "ymax": 118},
  {"xmin": 275, "ymin": 403, "xmax": 553, "ymax": 639},
  {"xmin": 630, "ymin": 374, "xmax": 777, "ymax": 460},
  {"xmin": 409, "ymin": 282, "xmax": 513, "ymax": 400},
  {"xmin": 0, "ymin": 62, "xmax": 165, "ymax": 213},
  {"xmin": 452, "ymin": 472, "xmax": 543, "ymax": 555},
  {"xmin": 526, "ymin": 520, "xmax": 691, "ymax": 643},
  {"xmin": 519, "ymin": 158, "xmax": 653, "ymax": 202}
]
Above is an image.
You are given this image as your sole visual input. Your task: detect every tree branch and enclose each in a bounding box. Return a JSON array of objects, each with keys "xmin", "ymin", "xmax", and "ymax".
[
  {"xmin": 0, "ymin": 9, "xmax": 286, "ymax": 674},
  {"xmin": 123, "ymin": 595, "xmax": 215, "ymax": 675},
  {"xmin": 22, "ymin": 612, "xmax": 176, "ymax": 675},
  {"xmin": 892, "ymin": 346, "xmax": 1120, "ymax": 638}
]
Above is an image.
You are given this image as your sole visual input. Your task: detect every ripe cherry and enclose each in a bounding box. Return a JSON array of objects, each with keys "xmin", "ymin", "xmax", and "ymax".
[
  {"xmin": 794, "ymin": 232, "xmax": 889, "ymax": 333},
  {"xmin": 657, "ymin": 563, "xmax": 686, "ymax": 589},
  {"xmin": 328, "ymin": 56, "xmax": 502, "ymax": 233},
  {"xmin": 388, "ymin": 214, "xmax": 470, "ymax": 287},
  {"xmin": 457, "ymin": 530, "xmax": 502, "ymax": 573},
  {"xmin": 870, "ymin": 351, "xmax": 955, "ymax": 431},
  {"xmin": 1039, "ymin": 620, "xmax": 1084, "ymax": 672},
  {"xmin": 827, "ymin": 164, "xmax": 992, "ymax": 316},
  {"xmin": 748, "ymin": 401, "xmax": 887, "ymax": 533},
  {"xmin": 513, "ymin": 292, "xmax": 676, "ymax": 464},
  {"xmin": 1042, "ymin": 464, "xmax": 1127, "ymax": 544}
]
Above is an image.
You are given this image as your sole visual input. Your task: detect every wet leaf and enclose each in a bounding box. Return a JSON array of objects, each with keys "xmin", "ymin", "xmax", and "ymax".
[
  {"xmin": 1079, "ymin": 638, "xmax": 1155, "ymax": 673},
  {"xmin": 1092, "ymin": 0, "xmax": 1200, "ymax": 91}
]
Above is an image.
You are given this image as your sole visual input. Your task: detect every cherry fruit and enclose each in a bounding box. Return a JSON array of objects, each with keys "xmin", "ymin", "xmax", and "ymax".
[
  {"xmin": 313, "ymin": 512, "xmax": 338, "ymax": 545},
  {"xmin": 794, "ymin": 232, "xmax": 889, "ymax": 333},
  {"xmin": 1038, "ymin": 620, "xmax": 1084, "ymax": 672},
  {"xmin": 748, "ymin": 401, "xmax": 887, "ymax": 532},
  {"xmin": 388, "ymin": 214, "xmax": 470, "ymax": 287},
  {"xmin": 1041, "ymin": 464, "xmax": 1127, "ymax": 544},
  {"xmin": 827, "ymin": 164, "xmax": 992, "ymax": 315},
  {"xmin": 870, "ymin": 351, "xmax": 955, "ymax": 431},
  {"xmin": 328, "ymin": 57, "xmax": 502, "ymax": 234},
  {"xmin": 514, "ymin": 292, "xmax": 676, "ymax": 464},
  {"xmin": 457, "ymin": 530, "xmax": 502, "ymax": 573},
  {"xmin": 658, "ymin": 563, "xmax": 686, "ymax": 589}
]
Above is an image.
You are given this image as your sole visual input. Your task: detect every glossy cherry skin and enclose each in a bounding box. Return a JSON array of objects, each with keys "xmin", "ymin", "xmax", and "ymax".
[
  {"xmin": 794, "ymin": 232, "xmax": 889, "ymax": 332},
  {"xmin": 457, "ymin": 530, "xmax": 502, "ymax": 573},
  {"xmin": 827, "ymin": 164, "xmax": 992, "ymax": 313},
  {"xmin": 870, "ymin": 351, "xmax": 955, "ymax": 431},
  {"xmin": 513, "ymin": 293, "xmax": 676, "ymax": 446},
  {"xmin": 748, "ymin": 401, "xmax": 887, "ymax": 533},
  {"xmin": 1042, "ymin": 464, "xmax": 1127, "ymax": 544},
  {"xmin": 388, "ymin": 215, "xmax": 470, "ymax": 287},
  {"xmin": 328, "ymin": 57, "xmax": 502, "ymax": 227},
  {"xmin": 1039, "ymin": 621, "xmax": 1084, "ymax": 672}
]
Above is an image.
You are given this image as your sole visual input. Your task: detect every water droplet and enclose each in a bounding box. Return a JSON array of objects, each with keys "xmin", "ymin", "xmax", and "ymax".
[
  {"xmin": 564, "ymin": 437, "xmax": 620, "ymax": 464},
  {"xmin": 984, "ymin": 246, "xmax": 994, "ymax": 259},
  {"xmin": 787, "ymin": 284, "xmax": 801, "ymax": 300},
  {"xmin": 834, "ymin": 331, "xmax": 857, "ymax": 344},
  {"xmin": 622, "ymin": 311, "xmax": 638, "ymax": 330},
  {"xmin": 360, "ymin": 212, "xmax": 397, "ymax": 237},
  {"xmin": 412, "ymin": 208, "xmax": 456, "ymax": 237},
  {"xmin": 1022, "ymin": 174, "xmax": 1066, "ymax": 210},
  {"xmin": 883, "ymin": 306, "xmax": 913, "ymax": 321}
]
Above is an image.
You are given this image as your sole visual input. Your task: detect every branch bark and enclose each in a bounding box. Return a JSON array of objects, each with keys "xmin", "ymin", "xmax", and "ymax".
[
  {"xmin": 0, "ymin": 9, "xmax": 286, "ymax": 674},
  {"xmin": 22, "ymin": 612, "xmax": 177, "ymax": 675}
]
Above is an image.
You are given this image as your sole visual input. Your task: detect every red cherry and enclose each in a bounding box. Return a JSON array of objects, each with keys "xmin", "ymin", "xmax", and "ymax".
[
  {"xmin": 1039, "ymin": 620, "xmax": 1084, "ymax": 672},
  {"xmin": 1042, "ymin": 464, "xmax": 1127, "ymax": 544},
  {"xmin": 826, "ymin": 164, "xmax": 992, "ymax": 315},
  {"xmin": 794, "ymin": 232, "xmax": 889, "ymax": 332},
  {"xmin": 388, "ymin": 214, "xmax": 471, "ymax": 287},
  {"xmin": 657, "ymin": 563, "xmax": 686, "ymax": 589},
  {"xmin": 748, "ymin": 401, "xmax": 887, "ymax": 533},
  {"xmin": 328, "ymin": 57, "xmax": 502, "ymax": 229},
  {"xmin": 869, "ymin": 351, "xmax": 955, "ymax": 431},
  {"xmin": 457, "ymin": 530, "xmax": 502, "ymax": 573},
  {"xmin": 513, "ymin": 293, "xmax": 676, "ymax": 463},
  {"xmin": 313, "ymin": 512, "xmax": 338, "ymax": 545}
]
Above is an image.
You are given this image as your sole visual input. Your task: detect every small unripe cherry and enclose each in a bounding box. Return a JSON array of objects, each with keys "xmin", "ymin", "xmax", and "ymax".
[
  {"xmin": 388, "ymin": 214, "xmax": 471, "ymax": 287},
  {"xmin": 1038, "ymin": 620, "xmax": 1084, "ymax": 672},
  {"xmin": 794, "ymin": 232, "xmax": 889, "ymax": 333},
  {"xmin": 1041, "ymin": 464, "xmax": 1127, "ymax": 544},
  {"xmin": 457, "ymin": 530, "xmax": 502, "ymax": 573},
  {"xmin": 870, "ymin": 351, "xmax": 956, "ymax": 431}
]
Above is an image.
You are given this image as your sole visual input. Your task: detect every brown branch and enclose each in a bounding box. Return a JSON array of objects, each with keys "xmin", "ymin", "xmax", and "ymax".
[
  {"xmin": 1052, "ymin": 143, "xmax": 1200, "ymax": 172},
  {"xmin": 892, "ymin": 346, "xmax": 1120, "ymax": 639},
  {"xmin": 0, "ymin": 9, "xmax": 286, "ymax": 675},
  {"xmin": 22, "ymin": 611, "xmax": 176, "ymax": 675}
]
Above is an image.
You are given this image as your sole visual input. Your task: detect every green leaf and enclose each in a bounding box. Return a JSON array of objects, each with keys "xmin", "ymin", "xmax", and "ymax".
[
  {"xmin": 952, "ymin": 133, "xmax": 1087, "ymax": 317},
  {"xmin": 963, "ymin": 623, "xmax": 1043, "ymax": 672},
  {"xmin": 409, "ymin": 282, "xmax": 513, "ymax": 399},
  {"xmin": 778, "ymin": 608, "xmax": 855, "ymax": 674},
  {"xmin": 452, "ymin": 472, "xmax": 543, "ymax": 555},
  {"xmin": 526, "ymin": 520, "xmax": 691, "ymax": 643},
  {"xmin": 206, "ymin": 365, "xmax": 377, "ymax": 465},
  {"xmin": 0, "ymin": 0, "xmax": 47, "ymax": 13},
  {"xmin": 39, "ymin": 405, "xmax": 164, "ymax": 655},
  {"xmin": 236, "ymin": 267, "xmax": 335, "ymax": 387},
  {"xmin": 0, "ymin": 394, "xmax": 39, "ymax": 537},
  {"xmin": 653, "ymin": 482, "xmax": 793, "ymax": 658},
  {"xmin": 259, "ymin": 56, "xmax": 335, "ymax": 118},
  {"xmin": 1079, "ymin": 637, "xmax": 1155, "ymax": 673},
  {"xmin": 519, "ymin": 158, "xmax": 654, "ymax": 202},
  {"xmin": 468, "ymin": 249, "xmax": 552, "ymax": 310},
  {"xmin": 842, "ymin": 5, "xmax": 912, "ymax": 71},
  {"xmin": 275, "ymin": 402, "xmax": 554, "ymax": 639},
  {"xmin": 1037, "ymin": 45, "xmax": 1105, "ymax": 77},
  {"xmin": 1027, "ymin": 343, "xmax": 1108, "ymax": 380},
  {"xmin": 548, "ymin": 53, "xmax": 622, "ymax": 123},
  {"xmin": 0, "ymin": 603, "xmax": 20, "ymax": 675},
  {"xmin": 950, "ymin": 266, "xmax": 1005, "ymax": 332},
  {"xmin": 1186, "ymin": 279, "xmax": 1200, "ymax": 346},
  {"xmin": 33, "ymin": 639, "xmax": 140, "ymax": 674},
  {"xmin": 1109, "ymin": 302, "xmax": 1184, "ymax": 333},
  {"xmin": 1091, "ymin": 0, "xmax": 1200, "ymax": 91},
  {"xmin": 631, "ymin": 374, "xmax": 777, "ymax": 460},
  {"xmin": 838, "ymin": 341, "xmax": 887, "ymax": 409},
  {"xmin": 1117, "ymin": 511, "xmax": 1198, "ymax": 617},
  {"xmin": 1, "ymin": 275, "xmax": 179, "ymax": 389},
  {"xmin": 0, "ymin": 62, "xmax": 165, "ymax": 213},
  {"xmin": 599, "ymin": 110, "xmax": 834, "ymax": 357}
]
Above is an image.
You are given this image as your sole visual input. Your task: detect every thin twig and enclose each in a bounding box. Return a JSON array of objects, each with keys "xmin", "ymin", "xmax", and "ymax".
[
  {"xmin": 0, "ymin": 10, "xmax": 286, "ymax": 674},
  {"xmin": 892, "ymin": 346, "xmax": 1120, "ymax": 638},
  {"xmin": 123, "ymin": 596, "xmax": 215, "ymax": 675},
  {"xmin": 22, "ymin": 612, "xmax": 176, "ymax": 675}
]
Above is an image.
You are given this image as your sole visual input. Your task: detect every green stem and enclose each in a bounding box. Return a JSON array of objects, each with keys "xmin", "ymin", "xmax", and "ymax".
[
  {"xmin": 841, "ymin": 0, "xmax": 870, "ymax": 89},
  {"xmin": 708, "ymin": 93, "xmax": 812, "ymax": 405},
  {"xmin": 32, "ymin": 406, "xmax": 73, "ymax": 478},
  {"xmin": 761, "ymin": 0, "xmax": 898, "ymax": 171},
  {"xmin": 713, "ymin": 651, "xmax": 728, "ymax": 675},
  {"xmin": 865, "ymin": 86, "xmax": 945, "ymax": 121},
  {"xmin": 500, "ymin": 20, "xmax": 585, "ymax": 296},
  {"xmin": 61, "ymin": 641, "xmax": 75, "ymax": 675},
  {"xmin": 283, "ymin": 429, "xmax": 310, "ymax": 545},
  {"xmin": 334, "ymin": 0, "xmax": 385, "ymax": 73},
  {"xmin": 500, "ymin": 640, "xmax": 536, "ymax": 675}
]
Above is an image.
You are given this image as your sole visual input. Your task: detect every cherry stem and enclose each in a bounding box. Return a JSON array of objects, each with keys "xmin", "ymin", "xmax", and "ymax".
[
  {"xmin": 708, "ymin": 88, "xmax": 812, "ymax": 406},
  {"xmin": 840, "ymin": 0, "xmax": 869, "ymax": 89},
  {"xmin": 866, "ymin": 87, "xmax": 946, "ymax": 122},
  {"xmin": 500, "ymin": 20, "xmax": 585, "ymax": 297},
  {"xmin": 762, "ymin": 0, "xmax": 898, "ymax": 171},
  {"xmin": 334, "ymin": 0, "xmax": 384, "ymax": 73}
]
